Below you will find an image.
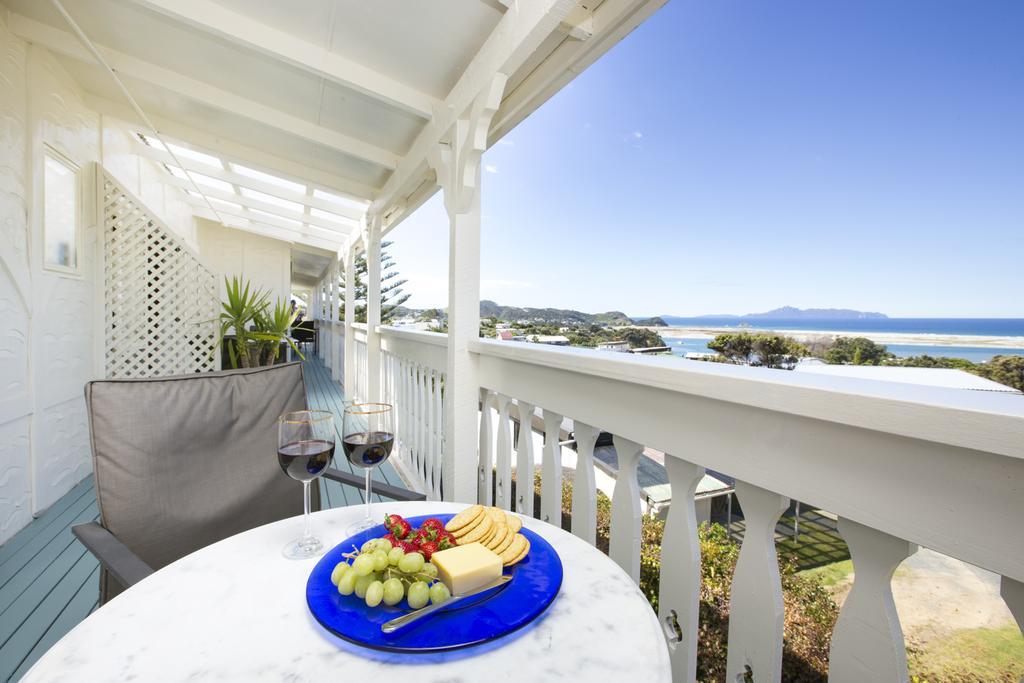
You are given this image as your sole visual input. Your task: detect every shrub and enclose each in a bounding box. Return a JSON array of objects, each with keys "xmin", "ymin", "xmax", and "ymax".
[{"xmin": 509, "ymin": 472, "xmax": 838, "ymax": 681}]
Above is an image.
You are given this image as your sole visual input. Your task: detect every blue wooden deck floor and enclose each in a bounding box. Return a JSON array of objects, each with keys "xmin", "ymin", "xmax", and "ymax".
[{"xmin": 0, "ymin": 356, "xmax": 396, "ymax": 681}]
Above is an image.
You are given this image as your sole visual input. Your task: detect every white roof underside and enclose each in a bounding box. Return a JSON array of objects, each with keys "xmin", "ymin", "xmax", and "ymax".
[{"xmin": 4, "ymin": 0, "xmax": 666, "ymax": 277}]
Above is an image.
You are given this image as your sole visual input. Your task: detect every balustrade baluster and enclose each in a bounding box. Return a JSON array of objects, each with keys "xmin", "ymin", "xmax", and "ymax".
[
  {"xmin": 609, "ymin": 436, "xmax": 643, "ymax": 581},
  {"xmin": 540, "ymin": 410, "xmax": 563, "ymax": 525},
  {"xmin": 494, "ymin": 395, "xmax": 514, "ymax": 510},
  {"xmin": 658, "ymin": 456, "xmax": 705, "ymax": 682},
  {"xmin": 425, "ymin": 370, "xmax": 438, "ymax": 500},
  {"xmin": 431, "ymin": 370, "xmax": 443, "ymax": 500},
  {"xmin": 726, "ymin": 481, "xmax": 789, "ymax": 683},
  {"xmin": 571, "ymin": 422, "xmax": 599, "ymax": 546},
  {"xmin": 414, "ymin": 365, "xmax": 425, "ymax": 487},
  {"xmin": 515, "ymin": 401, "xmax": 536, "ymax": 516},
  {"xmin": 829, "ymin": 518, "xmax": 915, "ymax": 683},
  {"xmin": 1001, "ymin": 577, "xmax": 1024, "ymax": 632}
]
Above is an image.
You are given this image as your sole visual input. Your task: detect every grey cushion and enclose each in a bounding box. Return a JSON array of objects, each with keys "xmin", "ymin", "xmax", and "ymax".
[{"xmin": 85, "ymin": 362, "xmax": 321, "ymax": 602}]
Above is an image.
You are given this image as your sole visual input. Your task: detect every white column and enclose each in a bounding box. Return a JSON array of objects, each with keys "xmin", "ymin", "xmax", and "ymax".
[
  {"xmin": 430, "ymin": 74, "xmax": 507, "ymax": 502},
  {"xmin": 365, "ymin": 217, "xmax": 382, "ymax": 403},
  {"xmin": 330, "ymin": 259, "xmax": 341, "ymax": 380},
  {"xmin": 343, "ymin": 245, "xmax": 356, "ymax": 396},
  {"xmin": 829, "ymin": 519, "xmax": 915, "ymax": 683}
]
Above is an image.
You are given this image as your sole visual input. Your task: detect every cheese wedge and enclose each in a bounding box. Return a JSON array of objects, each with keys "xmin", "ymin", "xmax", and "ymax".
[{"xmin": 430, "ymin": 542, "xmax": 503, "ymax": 595}]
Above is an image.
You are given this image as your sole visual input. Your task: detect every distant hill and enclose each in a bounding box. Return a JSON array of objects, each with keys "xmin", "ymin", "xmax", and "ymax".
[
  {"xmin": 676, "ymin": 306, "xmax": 888, "ymax": 321},
  {"xmin": 632, "ymin": 316, "xmax": 668, "ymax": 327},
  {"xmin": 479, "ymin": 300, "xmax": 633, "ymax": 325}
]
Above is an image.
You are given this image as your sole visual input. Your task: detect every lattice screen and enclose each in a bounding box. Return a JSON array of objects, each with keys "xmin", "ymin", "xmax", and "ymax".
[{"xmin": 101, "ymin": 169, "xmax": 219, "ymax": 378}]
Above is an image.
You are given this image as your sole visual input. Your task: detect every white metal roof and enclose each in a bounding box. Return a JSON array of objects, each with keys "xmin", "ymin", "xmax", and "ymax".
[
  {"xmin": 793, "ymin": 363, "xmax": 1022, "ymax": 393},
  {"xmin": 3, "ymin": 0, "xmax": 667, "ymax": 269}
]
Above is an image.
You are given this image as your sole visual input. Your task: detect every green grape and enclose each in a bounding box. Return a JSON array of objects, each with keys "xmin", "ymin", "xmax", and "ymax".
[
  {"xmin": 365, "ymin": 580, "xmax": 384, "ymax": 607},
  {"xmin": 387, "ymin": 547, "xmax": 404, "ymax": 566},
  {"xmin": 407, "ymin": 581, "xmax": 430, "ymax": 609},
  {"xmin": 382, "ymin": 578, "xmax": 404, "ymax": 606},
  {"xmin": 330, "ymin": 562, "xmax": 350, "ymax": 585},
  {"xmin": 337, "ymin": 570, "xmax": 358, "ymax": 596},
  {"xmin": 360, "ymin": 540, "xmax": 377, "ymax": 554},
  {"xmin": 429, "ymin": 582, "xmax": 451, "ymax": 605},
  {"xmin": 420, "ymin": 563, "xmax": 438, "ymax": 579},
  {"xmin": 397, "ymin": 552, "xmax": 425, "ymax": 574},
  {"xmin": 352, "ymin": 553, "xmax": 375, "ymax": 577},
  {"xmin": 374, "ymin": 538, "xmax": 393, "ymax": 553},
  {"xmin": 354, "ymin": 573, "xmax": 375, "ymax": 599},
  {"xmin": 371, "ymin": 550, "xmax": 389, "ymax": 572}
]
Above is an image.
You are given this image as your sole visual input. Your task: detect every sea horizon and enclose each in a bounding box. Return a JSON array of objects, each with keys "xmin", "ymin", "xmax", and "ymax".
[{"xmin": 657, "ymin": 316, "xmax": 1024, "ymax": 338}]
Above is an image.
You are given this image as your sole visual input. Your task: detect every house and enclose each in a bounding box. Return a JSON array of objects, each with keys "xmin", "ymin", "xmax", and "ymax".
[
  {"xmin": 597, "ymin": 340, "xmax": 631, "ymax": 352},
  {"xmin": 530, "ymin": 335, "xmax": 571, "ymax": 345}
]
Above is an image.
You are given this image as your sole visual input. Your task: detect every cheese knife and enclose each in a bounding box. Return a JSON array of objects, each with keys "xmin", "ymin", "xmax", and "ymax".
[{"xmin": 380, "ymin": 575, "xmax": 513, "ymax": 634}]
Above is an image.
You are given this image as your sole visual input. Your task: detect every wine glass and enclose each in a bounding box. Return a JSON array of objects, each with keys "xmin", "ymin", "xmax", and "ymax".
[
  {"xmin": 278, "ymin": 410, "xmax": 334, "ymax": 559},
  {"xmin": 342, "ymin": 403, "xmax": 395, "ymax": 534}
]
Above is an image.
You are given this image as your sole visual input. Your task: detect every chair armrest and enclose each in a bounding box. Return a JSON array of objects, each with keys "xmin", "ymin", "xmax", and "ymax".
[
  {"xmin": 323, "ymin": 468, "xmax": 426, "ymax": 501},
  {"xmin": 73, "ymin": 522, "xmax": 155, "ymax": 589}
]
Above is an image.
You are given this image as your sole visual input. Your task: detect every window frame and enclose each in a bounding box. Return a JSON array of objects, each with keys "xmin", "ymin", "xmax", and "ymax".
[{"xmin": 41, "ymin": 144, "xmax": 83, "ymax": 276}]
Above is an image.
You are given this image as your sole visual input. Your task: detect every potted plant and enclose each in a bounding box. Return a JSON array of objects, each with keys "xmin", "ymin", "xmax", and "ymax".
[{"xmin": 216, "ymin": 276, "xmax": 303, "ymax": 368}]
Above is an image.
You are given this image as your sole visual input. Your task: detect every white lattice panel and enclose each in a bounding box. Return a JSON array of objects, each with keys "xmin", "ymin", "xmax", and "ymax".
[{"xmin": 101, "ymin": 170, "xmax": 218, "ymax": 378}]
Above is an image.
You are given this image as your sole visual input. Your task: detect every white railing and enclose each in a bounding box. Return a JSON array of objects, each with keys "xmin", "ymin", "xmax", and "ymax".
[
  {"xmin": 336, "ymin": 328, "xmax": 1024, "ymax": 682},
  {"xmin": 379, "ymin": 327, "xmax": 447, "ymax": 500},
  {"xmin": 351, "ymin": 323, "xmax": 368, "ymax": 404}
]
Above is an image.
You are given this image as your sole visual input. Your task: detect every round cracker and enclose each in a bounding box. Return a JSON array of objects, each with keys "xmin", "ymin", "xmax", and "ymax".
[
  {"xmin": 458, "ymin": 514, "xmax": 493, "ymax": 544},
  {"xmin": 505, "ymin": 513, "xmax": 522, "ymax": 533},
  {"xmin": 452, "ymin": 512, "xmax": 485, "ymax": 538},
  {"xmin": 499, "ymin": 533, "xmax": 527, "ymax": 564},
  {"xmin": 504, "ymin": 538, "xmax": 531, "ymax": 567},
  {"xmin": 485, "ymin": 524, "xmax": 509, "ymax": 551},
  {"xmin": 493, "ymin": 527, "xmax": 516, "ymax": 554},
  {"xmin": 446, "ymin": 504, "xmax": 483, "ymax": 532},
  {"xmin": 486, "ymin": 507, "xmax": 505, "ymax": 523},
  {"xmin": 481, "ymin": 523, "xmax": 503, "ymax": 546}
]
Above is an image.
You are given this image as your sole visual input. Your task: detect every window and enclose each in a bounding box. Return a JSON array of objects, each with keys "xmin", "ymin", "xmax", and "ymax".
[{"xmin": 43, "ymin": 147, "xmax": 80, "ymax": 273}]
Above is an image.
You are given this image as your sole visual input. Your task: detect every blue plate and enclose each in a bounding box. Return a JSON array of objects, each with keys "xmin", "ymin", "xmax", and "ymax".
[{"xmin": 306, "ymin": 513, "xmax": 562, "ymax": 652}]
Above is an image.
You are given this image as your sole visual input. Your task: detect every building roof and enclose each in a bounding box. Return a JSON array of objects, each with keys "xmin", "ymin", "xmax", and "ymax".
[
  {"xmin": 794, "ymin": 363, "xmax": 1021, "ymax": 393},
  {"xmin": 643, "ymin": 473, "xmax": 733, "ymax": 504}
]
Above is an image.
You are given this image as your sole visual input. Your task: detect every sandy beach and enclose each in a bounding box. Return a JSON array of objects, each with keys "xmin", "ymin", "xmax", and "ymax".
[{"xmin": 652, "ymin": 326, "xmax": 1024, "ymax": 349}]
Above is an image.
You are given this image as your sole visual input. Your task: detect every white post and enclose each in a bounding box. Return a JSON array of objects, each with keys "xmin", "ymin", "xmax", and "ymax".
[
  {"xmin": 365, "ymin": 216, "xmax": 382, "ymax": 403},
  {"xmin": 609, "ymin": 435, "xmax": 643, "ymax": 581},
  {"xmin": 429, "ymin": 73, "xmax": 507, "ymax": 502},
  {"xmin": 343, "ymin": 244, "xmax": 357, "ymax": 397},
  {"xmin": 330, "ymin": 258, "xmax": 341, "ymax": 381}
]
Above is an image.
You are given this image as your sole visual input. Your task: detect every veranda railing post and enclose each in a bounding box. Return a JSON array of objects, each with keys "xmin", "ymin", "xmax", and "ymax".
[
  {"xmin": 365, "ymin": 215, "xmax": 382, "ymax": 402},
  {"xmin": 330, "ymin": 258, "xmax": 342, "ymax": 382},
  {"xmin": 343, "ymin": 243, "xmax": 356, "ymax": 396},
  {"xmin": 428, "ymin": 73, "xmax": 507, "ymax": 503}
]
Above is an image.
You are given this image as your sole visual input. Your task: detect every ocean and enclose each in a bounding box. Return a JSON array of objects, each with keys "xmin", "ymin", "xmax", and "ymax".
[{"xmin": 657, "ymin": 318, "xmax": 1024, "ymax": 362}]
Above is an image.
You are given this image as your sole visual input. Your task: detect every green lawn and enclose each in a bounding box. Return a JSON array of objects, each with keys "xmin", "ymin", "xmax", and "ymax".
[
  {"xmin": 801, "ymin": 558, "xmax": 853, "ymax": 587},
  {"xmin": 909, "ymin": 624, "xmax": 1024, "ymax": 682}
]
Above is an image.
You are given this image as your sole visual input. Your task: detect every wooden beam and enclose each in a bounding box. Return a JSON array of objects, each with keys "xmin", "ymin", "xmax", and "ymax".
[
  {"xmin": 184, "ymin": 198, "xmax": 346, "ymax": 245},
  {"xmin": 160, "ymin": 175, "xmax": 356, "ymax": 233},
  {"xmin": 9, "ymin": 14, "xmax": 401, "ymax": 170},
  {"xmin": 191, "ymin": 208, "xmax": 342, "ymax": 252},
  {"xmin": 90, "ymin": 94, "xmax": 376, "ymax": 205},
  {"xmin": 125, "ymin": 0, "xmax": 438, "ymax": 119},
  {"xmin": 371, "ymin": 0, "xmax": 577, "ymax": 216},
  {"xmin": 131, "ymin": 142, "xmax": 367, "ymax": 218}
]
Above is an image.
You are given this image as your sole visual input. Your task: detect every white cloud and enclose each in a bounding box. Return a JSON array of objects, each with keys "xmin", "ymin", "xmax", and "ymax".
[
  {"xmin": 484, "ymin": 164, "xmax": 499, "ymax": 174},
  {"xmin": 632, "ymin": 130, "xmax": 643, "ymax": 139}
]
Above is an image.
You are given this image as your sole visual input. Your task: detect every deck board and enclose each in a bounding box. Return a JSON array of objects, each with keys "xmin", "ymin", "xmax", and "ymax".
[{"xmin": 0, "ymin": 357, "xmax": 407, "ymax": 681}]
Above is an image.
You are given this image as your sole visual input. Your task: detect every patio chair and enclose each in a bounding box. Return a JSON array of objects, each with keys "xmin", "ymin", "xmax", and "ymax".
[{"xmin": 75, "ymin": 362, "xmax": 423, "ymax": 604}]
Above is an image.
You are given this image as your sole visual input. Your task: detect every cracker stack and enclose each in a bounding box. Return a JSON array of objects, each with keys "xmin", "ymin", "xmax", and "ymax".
[{"xmin": 444, "ymin": 505, "xmax": 530, "ymax": 567}]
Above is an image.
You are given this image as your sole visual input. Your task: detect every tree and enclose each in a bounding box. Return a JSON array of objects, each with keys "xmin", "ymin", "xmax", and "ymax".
[
  {"xmin": 340, "ymin": 240, "xmax": 410, "ymax": 324},
  {"xmin": 707, "ymin": 333, "xmax": 755, "ymax": 364},
  {"xmin": 823, "ymin": 336, "xmax": 892, "ymax": 365},
  {"xmin": 972, "ymin": 355, "xmax": 1024, "ymax": 392},
  {"xmin": 708, "ymin": 332, "xmax": 806, "ymax": 368}
]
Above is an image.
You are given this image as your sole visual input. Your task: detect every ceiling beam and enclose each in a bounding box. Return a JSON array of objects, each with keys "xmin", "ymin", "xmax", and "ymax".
[
  {"xmin": 125, "ymin": 0, "xmax": 438, "ymax": 120},
  {"xmin": 131, "ymin": 142, "xmax": 367, "ymax": 218},
  {"xmin": 192, "ymin": 208, "xmax": 343, "ymax": 252},
  {"xmin": 91, "ymin": 94, "xmax": 376, "ymax": 205},
  {"xmin": 9, "ymin": 13, "xmax": 401, "ymax": 170},
  {"xmin": 371, "ymin": 0, "xmax": 577, "ymax": 217},
  {"xmin": 161, "ymin": 175, "xmax": 355, "ymax": 233},
  {"xmin": 184, "ymin": 198, "xmax": 346, "ymax": 245}
]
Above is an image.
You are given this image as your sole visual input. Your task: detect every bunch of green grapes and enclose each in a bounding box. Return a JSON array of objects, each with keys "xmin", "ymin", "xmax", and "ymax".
[{"xmin": 330, "ymin": 537, "xmax": 451, "ymax": 609}]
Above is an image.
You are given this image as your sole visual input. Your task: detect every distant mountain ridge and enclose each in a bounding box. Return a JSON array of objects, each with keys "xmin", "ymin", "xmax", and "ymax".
[
  {"xmin": 682, "ymin": 306, "xmax": 888, "ymax": 320},
  {"xmin": 479, "ymin": 300, "xmax": 634, "ymax": 325}
]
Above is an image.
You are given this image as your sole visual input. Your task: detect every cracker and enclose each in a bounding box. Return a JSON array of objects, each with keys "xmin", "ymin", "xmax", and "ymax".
[
  {"xmin": 504, "ymin": 537, "xmax": 531, "ymax": 567},
  {"xmin": 452, "ymin": 512, "xmax": 484, "ymax": 538},
  {"xmin": 446, "ymin": 504, "xmax": 483, "ymax": 532},
  {"xmin": 485, "ymin": 524, "xmax": 509, "ymax": 551},
  {"xmin": 458, "ymin": 514, "xmax": 493, "ymax": 544},
  {"xmin": 505, "ymin": 513, "xmax": 522, "ymax": 533},
  {"xmin": 499, "ymin": 533, "xmax": 527, "ymax": 564},
  {"xmin": 492, "ymin": 527, "xmax": 516, "ymax": 555}
]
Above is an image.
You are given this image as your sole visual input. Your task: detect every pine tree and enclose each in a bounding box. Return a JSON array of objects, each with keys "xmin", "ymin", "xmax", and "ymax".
[{"xmin": 339, "ymin": 240, "xmax": 411, "ymax": 323}]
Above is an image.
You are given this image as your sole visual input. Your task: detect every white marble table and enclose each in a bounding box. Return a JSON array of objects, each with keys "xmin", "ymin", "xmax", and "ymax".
[{"xmin": 23, "ymin": 502, "xmax": 670, "ymax": 682}]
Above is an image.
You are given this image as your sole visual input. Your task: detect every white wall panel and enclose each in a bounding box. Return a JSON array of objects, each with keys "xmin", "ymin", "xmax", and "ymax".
[{"xmin": 197, "ymin": 217, "xmax": 291, "ymax": 305}]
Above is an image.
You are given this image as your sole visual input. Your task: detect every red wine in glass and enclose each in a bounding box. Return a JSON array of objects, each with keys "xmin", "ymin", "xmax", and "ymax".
[
  {"xmin": 342, "ymin": 431, "xmax": 394, "ymax": 468},
  {"xmin": 278, "ymin": 439, "xmax": 334, "ymax": 481}
]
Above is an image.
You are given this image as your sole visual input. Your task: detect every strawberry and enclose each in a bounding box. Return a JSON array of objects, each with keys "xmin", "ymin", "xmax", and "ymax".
[
  {"xmin": 414, "ymin": 526, "xmax": 437, "ymax": 543},
  {"xmin": 421, "ymin": 518, "xmax": 445, "ymax": 534},
  {"xmin": 382, "ymin": 533, "xmax": 399, "ymax": 548},
  {"xmin": 393, "ymin": 519, "xmax": 412, "ymax": 540},
  {"xmin": 437, "ymin": 534, "xmax": 457, "ymax": 551},
  {"xmin": 383, "ymin": 514, "xmax": 404, "ymax": 535},
  {"xmin": 399, "ymin": 540, "xmax": 419, "ymax": 554},
  {"xmin": 419, "ymin": 541, "xmax": 439, "ymax": 562}
]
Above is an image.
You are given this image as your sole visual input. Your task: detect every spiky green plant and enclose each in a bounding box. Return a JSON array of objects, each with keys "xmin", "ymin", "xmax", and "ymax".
[
  {"xmin": 252, "ymin": 298, "xmax": 304, "ymax": 365},
  {"xmin": 216, "ymin": 276, "xmax": 270, "ymax": 368}
]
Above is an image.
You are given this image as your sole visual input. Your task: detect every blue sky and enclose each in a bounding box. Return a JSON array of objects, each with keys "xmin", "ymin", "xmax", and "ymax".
[{"xmin": 387, "ymin": 1, "xmax": 1024, "ymax": 318}]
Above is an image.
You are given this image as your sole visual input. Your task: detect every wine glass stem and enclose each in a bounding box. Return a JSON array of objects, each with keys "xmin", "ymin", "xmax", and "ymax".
[
  {"xmin": 365, "ymin": 468, "xmax": 373, "ymax": 521},
  {"xmin": 302, "ymin": 480, "xmax": 312, "ymax": 542}
]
